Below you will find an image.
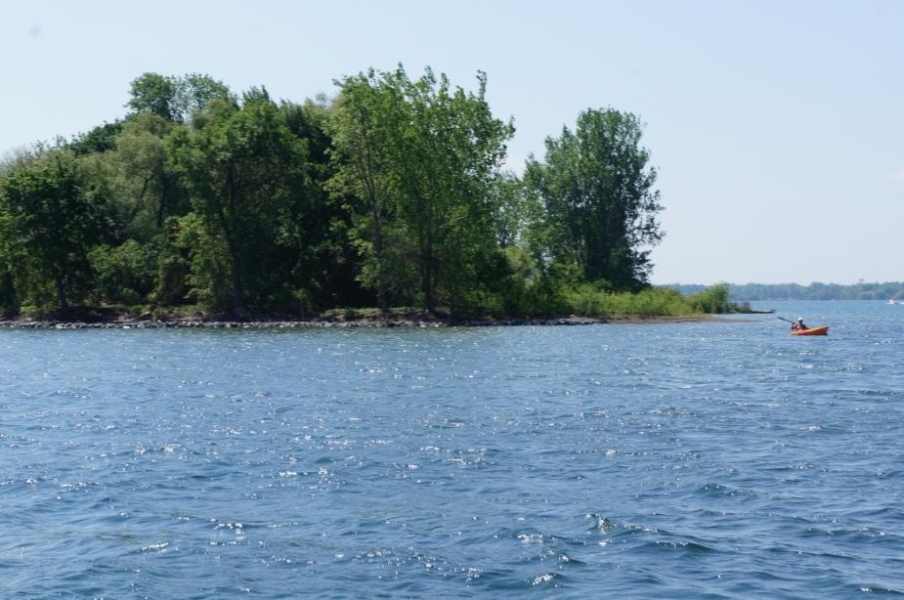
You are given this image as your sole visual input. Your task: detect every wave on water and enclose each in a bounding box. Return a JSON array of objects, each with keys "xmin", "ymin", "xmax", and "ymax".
[{"xmin": 2, "ymin": 302, "xmax": 904, "ymax": 597}]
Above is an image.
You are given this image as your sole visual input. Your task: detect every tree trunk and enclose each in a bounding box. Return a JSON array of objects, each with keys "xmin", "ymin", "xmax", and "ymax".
[
  {"xmin": 55, "ymin": 275, "xmax": 69, "ymax": 310},
  {"xmin": 422, "ymin": 245, "xmax": 435, "ymax": 314},
  {"xmin": 373, "ymin": 218, "xmax": 389, "ymax": 317},
  {"xmin": 231, "ymin": 262, "xmax": 248, "ymax": 318}
]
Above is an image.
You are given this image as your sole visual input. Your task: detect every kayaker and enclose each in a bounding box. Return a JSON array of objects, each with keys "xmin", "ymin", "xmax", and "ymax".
[{"xmin": 791, "ymin": 317, "xmax": 808, "ymax": 331}]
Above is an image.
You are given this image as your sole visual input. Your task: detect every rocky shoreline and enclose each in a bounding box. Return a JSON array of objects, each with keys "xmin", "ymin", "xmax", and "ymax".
[
  {"xmin": 0, "ymin": 314, "xmax": 614, "ymax": 330},
  {"xmin": 0, "ymin": 313, "xmax": 729, "ymax": 330}
]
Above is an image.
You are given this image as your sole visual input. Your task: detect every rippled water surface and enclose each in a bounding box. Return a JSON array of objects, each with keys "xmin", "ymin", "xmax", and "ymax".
[{"xmin": 2, "ymin": 301, "xmax": 903, "ymax": 598}]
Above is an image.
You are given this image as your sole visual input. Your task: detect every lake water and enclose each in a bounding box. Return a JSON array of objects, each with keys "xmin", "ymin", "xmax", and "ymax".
[{"xmin": 1, "ymin": 300, "xmax": 903, "ymax": 598}]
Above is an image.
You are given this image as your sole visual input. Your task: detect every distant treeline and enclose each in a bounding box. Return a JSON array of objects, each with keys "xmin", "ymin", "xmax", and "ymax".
[
  {"xmin": 0, "ymin": 68, "xmax": 669, "ymax": 321},
  {"xmin": 667, "ymin": 282, "xmax": 904, "ymax": 301}
]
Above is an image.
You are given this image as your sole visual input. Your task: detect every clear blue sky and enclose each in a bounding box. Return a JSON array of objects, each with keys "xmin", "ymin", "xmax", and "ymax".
[{"xmin": 3, "ymin": 0, "xmax": 902, "ymax": 285}]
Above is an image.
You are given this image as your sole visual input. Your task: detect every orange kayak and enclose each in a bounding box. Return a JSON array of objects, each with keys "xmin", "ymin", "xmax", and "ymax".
[{"xmin": 791, "ymin": 325, "xmax": 829, "ymax": 336}]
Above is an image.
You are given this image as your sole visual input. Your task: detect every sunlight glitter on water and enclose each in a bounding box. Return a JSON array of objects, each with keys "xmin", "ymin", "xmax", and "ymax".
[{"xmin": 0, "ymin": 302, "xmax": 902, "ymax": 597}]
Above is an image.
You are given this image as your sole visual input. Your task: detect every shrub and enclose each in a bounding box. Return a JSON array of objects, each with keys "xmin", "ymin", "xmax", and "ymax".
[
  {"xmin": 89, "ymin": 240, "xmax": 157, "ymax": 305},
  {"xmin": 688, "ymin": 283, "xmax": 732, "ymax": 314}
]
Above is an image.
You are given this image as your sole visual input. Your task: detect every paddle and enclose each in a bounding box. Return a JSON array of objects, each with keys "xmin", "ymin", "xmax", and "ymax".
[
  {"xmin": 778, "ymin": 316, "xmax": 804, "ymax": 331},
  {"xmin": 778, "ymin": 316, "xmax": 812, "ymax": 331}
]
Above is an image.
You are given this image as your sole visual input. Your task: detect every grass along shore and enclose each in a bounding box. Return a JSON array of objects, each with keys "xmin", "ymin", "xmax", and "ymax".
[{"xmin": 0, "ymin": 284, "xmax": 748, "ymax": 328}]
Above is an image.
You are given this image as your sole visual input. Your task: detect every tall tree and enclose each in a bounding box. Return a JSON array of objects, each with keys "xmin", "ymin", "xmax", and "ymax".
[
  {"xmin": 106, "ymin": 112, "xmax": 188, "ymax": 237},
  {"xmin": 127, "ymin": 73, "xmax": 179, "ymax": 121},
  {"xmin": 329, "ymin": 68, "xmax": 413, "ymax": 314},
  {"xmin": 127, "ymin": 72, "xmax": 232, "ymax": 123},
  {"xmin": 283, "ymin": 96, "xmax": 372, "ymax": 310},
  {"xmin": 70, "ymin": 110, "xmax": 198, "ymax": 308},
  {"xmin": 169, "ymin": 87, "xmax": 311, "ymax": 317},
  {"xmin": 398, "ymin": 68, "xmax": 514, "ymax": 314},
  {"xmin": 330, "ymin": 66, "xmax": 514, "ymax": 315},
  {"xmin": 524, "ymin": 108, "xmax": 663, "ymax": 290},
  {"xmin": 0, "ymin": 150, "xmax": 102, "ymax": 311}
]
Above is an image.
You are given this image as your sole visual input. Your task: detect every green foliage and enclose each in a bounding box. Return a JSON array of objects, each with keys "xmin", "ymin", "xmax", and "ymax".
[
  {"xmin": 152, "ymin": 216, "xmax": 192, "ymax": 306},
  {"xmin": 89, "ymin": 240, "xmax": 157, "ymax": 304},
  {"xmin": 127, "ymin": 73, "xmax": 178, "ymax": 120},
  {"xmin": 169, "ymin": 87, "xmax": 312, "ymax": 317},
  {"xmin": 687, "ymin": 283, "xmax": 733, "ymax": 313},
  {"xmin": 493, "ymin": 172, "xmax": 534, "ymax": 249},
  {"xmin": 0, "ymin": 261, "xmax": 19, "ymax": 317},
  {"xmin": 330, "ymin": 65, "xmax": 515, "ymax": 315},
  {"xmin": 327, "ymin": 68, "xmax": 411, "ymax": 312},
  {"xmin": 524, "ymin": 107, "xmax": 663, "ymax": 291},
  {"xmin": 397, "ymin": 68, "xmax": 515, "ymax": 314},
  {"xmin": 516, "ymin": 262, "xmax": 581, "ymax": 318},
  {"xmin": 564, "ymin": 285, "xmax": 689, "ymax": 317},
  {"xmin": 127, "ymin": 72, "xmax": 232, "ymax": 123},
  {"xmin": 69, "ymin": 121, "xmax": 124, "ymax": 156},
  {"xmin": 0, "ymin": 68, "xmax": 706, "ymax": 322},
  {"xmin": 173, "ymin": 212, "xmax": 232, "ymax": 312},
  {"xmin": 106, "ymin": 112, "xmax": 189, "ymax": 238},
  {"xmin": 0, "ymin": 149, "xmax": 102, "ymax": 310}
]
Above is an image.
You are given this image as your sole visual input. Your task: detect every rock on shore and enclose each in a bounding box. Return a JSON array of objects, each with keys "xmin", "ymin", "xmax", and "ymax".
[{"xmin": 0, "ymin": 315, "xmax": 609, "ymax": 330}]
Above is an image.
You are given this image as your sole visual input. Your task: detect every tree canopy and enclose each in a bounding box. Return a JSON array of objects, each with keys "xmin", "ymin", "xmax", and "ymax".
[
  {"xmin": 0, "ymin": 68, "xmax": 672, "ymax": 321},
  {"xmin": 524, "ymin": 108, "xmax": 663, "ymax": 291},
  {"xmin": 330, "ymin": 66, "xmax": 515, "ymax": 315}
]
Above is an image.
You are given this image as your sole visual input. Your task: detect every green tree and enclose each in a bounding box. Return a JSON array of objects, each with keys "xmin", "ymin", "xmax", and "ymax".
[
  {"xmin": 127, "ymin": 73, "xmax": 179, "ymax": 121},
  {"xmin": 329, "ymin": 68, "xmax": 413, "ymax": 314},
  {"xmin": 689, "ymin": 282, "xmax": 731, "ymax": 313},
  {"xmin": 73, "ymin": 111, "xmax": 192, "ymax": 308},
  {"xmin": 169, "ymin": 87, "xmax": 311, "ymax": 317},
  {"xmin": 88, "ymin": 239, "xmax": 157, "ymax": 304},
  {"xmin": 0, "ymin": 150, "xmax": 103, "ymax": 311},
  {"xmin": 525, "ymin": 108, "xmax": 663, "ymax": 290},
  {"xmin": 127, "ymin": 72, "xmax": 232, "ymax": 123},
  {"xmin": 284, "ymin": 96, "xmax": 371, "ymax": 310},
  {"xmin": 492, "ymin": 171, "xmax": 531, "ymax": 250},
  {"xmin": 331, "ymin": 66, "xmax": 514, "ymax": 316},
  {"xmin": 105, "ymin": 112, "xmax": 188, "ymax": 238},
  {"xmin": 398, "ymin": 68, "xmax": 514, "ymax": 314},
  {"xmin": 69, "ymin": 121, "xmax": 124, "ymax": 156}
]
